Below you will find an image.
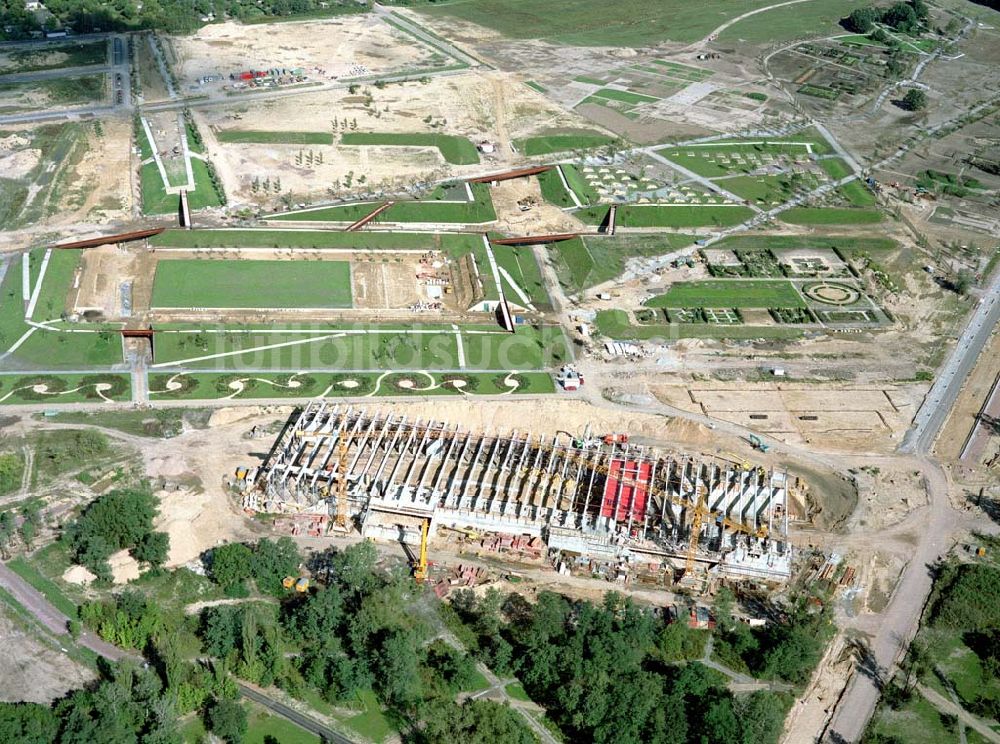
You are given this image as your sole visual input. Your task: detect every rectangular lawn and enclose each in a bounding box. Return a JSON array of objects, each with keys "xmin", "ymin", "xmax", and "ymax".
[
  {"xmin": 646, "ymin": 280, "xmax": 805, "ymax": 308},
  {"xmin": 151, "ymin": 260, "xmax": 352, "ymax": 308}
]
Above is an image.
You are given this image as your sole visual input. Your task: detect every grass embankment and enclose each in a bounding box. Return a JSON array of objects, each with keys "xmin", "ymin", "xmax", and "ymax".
[
  {"xmin": 340, "ymin": 132, "xmax": 479, "ymax": 165},
  {"xmin": 552, "ymin": 233, "xmax": 695, "ymax": 294},
  {"xmin": 576, "ymin": 204, "xmax": 753, "ymax": 228},
  {"xmin": 215, "ymin": 129, "xmax": 334, "ymax": 145},
  {"xmin": 150, "ymin": 259, "xmax": 352, "ymax": 308},
  {"xmin": 0, "ymin": 41, "xmax": 107, "ymax": 74}
]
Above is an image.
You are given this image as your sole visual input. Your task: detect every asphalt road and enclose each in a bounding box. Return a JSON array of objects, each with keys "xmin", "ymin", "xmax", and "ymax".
[{"xmin": 902, "ymin": 273, "xmax": 1000, "ymax": 454}]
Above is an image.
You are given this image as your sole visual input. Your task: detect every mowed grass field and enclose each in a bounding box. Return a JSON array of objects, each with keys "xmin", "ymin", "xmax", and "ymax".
[
  {"xmin": 780, "ymin": 207, "xmax": 882, "ymax": 225},
  {"xmin": 151, "ymin": 260, "xmax": 352, "ymax": 308},
  {"xmin": 340, "ymin": 132, "xmax": 479, "ymax": 165},
  {"xmin": 717, "ymin": 0, "xmax": 870, "ymax": 43},
  {"xmin": 419, "ymin": 0, "xmax": 782, "ymax": 45},
  {"xmin": 215, "ymin": 129, "xmax": 334, "ymax": 145},
  {"xmin": 646, "ymin": 280, "xmax": 805, "ymax": 308}
]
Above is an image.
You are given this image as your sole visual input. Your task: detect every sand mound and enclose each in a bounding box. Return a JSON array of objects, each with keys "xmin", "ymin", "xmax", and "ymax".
[
  {"xmin": 209, "ymin": 406, "xmax": 264, "ymax": 428},
  {"xmin": 155, "ymin": 486, "xmax": 254, "ymax": 567},
  {"xmin": 109, "ymin": 550, "xmax": 141, "ymax": 584},
  {"xmin": 62, "ymin": 565, "xmax": 97, "ymax": 585},
  {"xmin": 147, "ymin": 454, "xmax": 190, "ymax": 479}
]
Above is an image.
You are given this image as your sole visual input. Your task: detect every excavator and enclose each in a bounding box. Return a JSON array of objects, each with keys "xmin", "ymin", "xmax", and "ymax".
[{"xmin": 412, "ymin": 519, "xmax": 429, "ymax": 582}]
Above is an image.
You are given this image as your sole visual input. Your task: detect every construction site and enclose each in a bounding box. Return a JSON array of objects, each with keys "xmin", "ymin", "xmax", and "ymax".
[{"xmin": 237, "ymin": 402, "xmax": 797, "ymax": 585}]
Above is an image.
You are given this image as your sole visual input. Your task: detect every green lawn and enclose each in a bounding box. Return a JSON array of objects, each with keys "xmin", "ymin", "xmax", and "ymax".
[
  {"xmin": 720, "ymin": 175, "xmax": 795, "ymax": 204},
  {"xmin": 273, "ymin": 183, "xmax": 496, "ymax": 224},
  {"xmin": 819, "ymin": 158, "xmax": 852, "ymax": 180},
  {"xmin": 837, "ymin": 179, "xmax": 877, "ymax": 207},
  {"xmin": 560, "ymin": 164, "xmax": 601, "ymax": 205},
  {"xmin": 514, "ymin": 133, "xmax": 616, "ymax": 156},
  {"xmin": 576, "ymin": 204, "xmax": 753, "ymax": 228},
  {"xmin": 340, "ymin": 132, "xmax": 479, "ymax": 165},
  {"xmin": 537, "ymin": 168, "xmax": 576, "ymax": 208},
  {"xmin": 245, "ymin": 706, "xmax": 320, "ymax": 744},
  {"xmin": 553, "ymin": 233, "xmax": 695, "ymax": 294},
  {"xmin": 713, "ymin": 234, "xmax": 895, "ymax": 252},
  {"xmin": 590, "ymin": 88, "xmax": 658, "ymax": 105},
  {"xmin": 419, "ymin": 0, "xmax": 785, "ymax": 46},
  {"xmin": 148, "ymin": 370, "xmax": 555, "ymax": 399},
  {"xmin": 345, "ymin": 689, "xmax": 394, "ymax": 742},
  {"xmin": 151, "ymin": 259, "xmax": 352, "ymax": 308},
  {"xmin": 646, "ymin": 280, "xmax": 805, "ymax": 308},
  {"xmin": 492, "ymin": 245, "xmax": 550, "ymax": 307},
  {"xmin": 0, "ymin": 75, "xmax": 106, "ymax": 109},
  {"xmin": 0, "ymin": 373, "xmax": 131, "ymax": 404},
  {"xmin": 215, "ymin": 129, "xmax": 333, "ymax": 145},
  {"xmin": 780, "ymin": 207, "xmax": 882, "ymax": 225},
  {"xmin": 6, "ymin": 556, "xmax": 78, "ymax": 617},
  {"xmin": 151, "ymin": 324, "xmax": 569, "ymax": 371},
  {"xmin": 506, "ymin": 682, "xmax": 532, "ymax": 702},
  {"xmin": 718, "ymin": 0, "xmax": 870, "ymax": 43},
  {"xmin": 865, "ymin": 694, "xmax": 960, "ymax": 744}
]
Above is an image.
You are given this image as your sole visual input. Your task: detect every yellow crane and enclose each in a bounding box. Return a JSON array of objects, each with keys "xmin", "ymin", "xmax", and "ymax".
[
  {"xmin": 413, "ymin": 519, "xmax": 429, "ymax": 582},
  {"xmin": 684, "ymin": 488, "xmax": 709, "ymax": 577},
  {"xmin": 334, "ymin": 439, "xmax": 350, "ymax": 531}
]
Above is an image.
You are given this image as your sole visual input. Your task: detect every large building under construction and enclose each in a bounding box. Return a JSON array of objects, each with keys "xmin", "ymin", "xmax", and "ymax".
[{"xmin": 241, "ymin": 403, "xmax": 795, "ymax": 582}]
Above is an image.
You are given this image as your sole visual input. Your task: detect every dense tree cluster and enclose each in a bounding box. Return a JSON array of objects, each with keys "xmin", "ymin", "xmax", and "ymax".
[
  {"xmin": 2, "ymin": 0, "xmax": 369, "ymax": 37},
  {"xmin": 65, "ymin": 484, "xmax": 169, "ymax": 581},
  {"xmin": 208, "ymin": 537, "xmax": 300, "ymax": 596},
  {"xmin": 0, "ymin": 502, "xmax": 41, "ymax": 559},
  {"xmin": 844, "ymin": 0, "xmax": 929, "ymax": 34},
  {"xmin": 453, "ymin": 589, "xmax": 791, "ymax": 744}
]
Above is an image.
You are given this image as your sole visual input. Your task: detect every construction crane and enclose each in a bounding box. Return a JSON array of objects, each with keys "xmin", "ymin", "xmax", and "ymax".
[
  {"xmin": 413, "ymin": 519, "xmax": 429, "ymax": 582},
  {"xmin": 334, "ymin": 439, "xmax": 350, "ymax": 531},
  {"xmin": 685, "ymin": 487, "xmax": 709, "ymax": 577}
]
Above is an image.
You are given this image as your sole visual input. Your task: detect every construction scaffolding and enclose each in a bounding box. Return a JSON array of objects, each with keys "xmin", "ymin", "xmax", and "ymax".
[{"xmin": 240, "ymin": 403, "xmax": 793, "ymax": 581}]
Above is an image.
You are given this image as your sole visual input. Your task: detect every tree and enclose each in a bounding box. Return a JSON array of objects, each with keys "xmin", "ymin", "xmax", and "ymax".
[
  {"xmin": 328, "ymin": 540, "xmax": 378, "ymax": 597},
  {"xmin": 0, "ymin": 511, "xmax": 14, "ymax": 559},
  {"xmin": 953, "ymin": 270, "xmax": 973, "ymax": 295},
  {"xmin": 845, "ymin": 6, "xmax": 882, "ymax": 33},
  {"xmin": 133, "ymin": 531, "xmax": 169, "ymax": 569},
  {"xmin": 899, "ymin": 88, "xmax": 927, "ymax": 111},
  {"xmin": 204, "ymin": 697, "xmax": 247, "ymax": 743},
  {"xmin": 251, "ymin": 537, "xmax": 300, "ymax": 593},
  {"xmin": 66, "ymin": 485, "xmax": 160, "ymax": 576},
  {"xmin": 210, "ymin": 543, "xmax": 253, "ymax": 589},
  {"xmin": 0, "ymin": 702, "xmax": 58, "ymax": 744}
]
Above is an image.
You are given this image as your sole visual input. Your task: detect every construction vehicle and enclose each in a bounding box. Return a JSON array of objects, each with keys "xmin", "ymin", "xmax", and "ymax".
[
  {"xmin": 282, "ymin": 576, "xmax": 311, "ymax": 592},
  {"xmin": 721, "ymin": 452, "xmax": 752, "ymax": 470},
  {"xmin": 413, "ymin": 519, "xmax": 429, "ymax": 582},
  {"xmin": 603, "ymin": 433, "xmax": 629, "ymax": 445},
  {"xmin": 749, "ymin": 434, "xmax": 770, "ymax": 453}
]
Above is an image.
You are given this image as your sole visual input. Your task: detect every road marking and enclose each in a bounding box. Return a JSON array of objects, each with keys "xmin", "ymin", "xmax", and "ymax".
[{"xmin": 24, "ymin": 248, "xmax": 51, "ymax": 320}]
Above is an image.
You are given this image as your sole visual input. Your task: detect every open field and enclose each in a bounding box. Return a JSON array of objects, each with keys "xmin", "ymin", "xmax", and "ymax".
[
  {"xmin": 646, "ymin": 280, "xmax": 806, "ymax": 308},
  {"xmin": 0, "ymin": 74, "xmax": 106, "ymax": 113},
  {"xmin": 514, "ymin": 132, "xmax": 616, "ymax": 156},
  {"xmin": 340, "ymin": 132, "xmax": 479, "ymax": 165},
  {"xmin": 780, "ymin": 207, "xmax": 883, "ymax": 225},
  {"xmin": 149, "ymin": 229, "xmax": 482, "ymax": 252},
  {"xmin": 417, "ymin": 0, "xmax": 782, "ymax": 46},
  {"xmin": 215, "ymin": 130, "xmax": 334, "ymax": 145},
  {"xmin": 272, "ymin": 182, "xmax": 496, "ymax": 224},
  {"xmin": 150, "ymin": 259, "xmax": 353, "ymax": 308},
  {"xmin": 0, "ymin": 40, "xmax": 107, "ymax": 74},
  {"xmin": 717, "ymin": 0, "xmax": 870, "ymax": 43}
]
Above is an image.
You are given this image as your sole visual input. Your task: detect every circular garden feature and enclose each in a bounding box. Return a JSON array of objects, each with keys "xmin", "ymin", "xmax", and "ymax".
[{"xmin": 802, "ymin": 281, "xmax": 860, "ymax": 306}]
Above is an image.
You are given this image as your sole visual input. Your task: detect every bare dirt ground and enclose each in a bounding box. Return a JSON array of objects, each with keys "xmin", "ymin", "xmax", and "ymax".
[
  {"xmin": 196, "ymin": 71, "xmax": 589, "ymax": 206},
  {"xmin": 936, "ymin": 327, "xmax": 1000, "ymax": 464},
  {"xmin": 171, "ymin": 17, "xmax": 436, "ymax": 90},
  {"xmin": 650, "ymin": 383, "xmax": 925, "ymax": 453},
  {"xmin": 74, "ymin": 244, "xmax": 139, "ymax": 319},
  {"xmin": 491, "ymin": 176, "xmax": 586, "ymax": 234},
  {"xmin": 0, "ymin": 608, "xmax": 95, "ymax": 703}
]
